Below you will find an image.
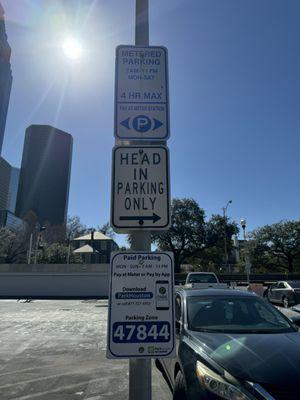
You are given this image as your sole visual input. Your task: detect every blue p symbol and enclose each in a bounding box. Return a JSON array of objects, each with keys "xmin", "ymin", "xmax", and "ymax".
[{"xmin": 132, "ymin": 115, "xmax": 151, "ymax": 133}]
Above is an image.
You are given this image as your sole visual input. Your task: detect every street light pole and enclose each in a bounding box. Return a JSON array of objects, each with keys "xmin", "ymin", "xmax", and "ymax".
[
  {"xmin": 221, "ymin": 200, "xmax": 232, "ymax": 273},
  {"xmin": 27, "ymin": 233, "xmax": 33, "ymax": 264},
  {"xmin": 240, "ymin": 219, "xmax": 250, "ymax": 285},
  {"xmin": 128, "ymin": 2, "xmax": 152, "ymax": 400},
  {"xmin": 33, "ymin": 225, "xmax": 46, "ymax": 264}
]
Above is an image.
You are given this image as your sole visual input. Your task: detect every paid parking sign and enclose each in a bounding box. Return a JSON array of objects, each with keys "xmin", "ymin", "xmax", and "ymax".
[
  {"xmin": 111, "ymin": 146, "xmax": 170, "ymax": 231},
  {"xmin": 107, "ymin": 252, "xmax": 175, "ymax": 359},
  {"xmin": 115, "ymin": 45, "xmax": 169, "ymax": 140}
]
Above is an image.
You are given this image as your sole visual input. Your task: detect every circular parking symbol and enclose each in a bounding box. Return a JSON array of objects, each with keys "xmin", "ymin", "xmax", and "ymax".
[{"xmin": 132, "ymin": 115, "xmax": 152, "ymax": 133}]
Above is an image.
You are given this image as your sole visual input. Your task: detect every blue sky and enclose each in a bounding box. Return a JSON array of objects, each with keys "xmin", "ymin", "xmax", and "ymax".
[{"xmin": 1, "ymin": 0, "xmax": 300, "ymax": 246}]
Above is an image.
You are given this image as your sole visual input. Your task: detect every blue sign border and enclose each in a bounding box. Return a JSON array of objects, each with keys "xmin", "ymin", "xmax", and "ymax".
[
  {"xmin": 114, "ymin": 45, "xmax": 170, "ymax": 141},
  {"xmin": 107, "ymin": 252, "xmax": 175, "ymax": 359}
]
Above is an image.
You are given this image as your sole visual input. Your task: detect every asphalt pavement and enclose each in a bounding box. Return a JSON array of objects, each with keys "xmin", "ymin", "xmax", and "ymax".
[{"xmin": 0, "ymin": 300, "xmax": 171, "ymax": 400}]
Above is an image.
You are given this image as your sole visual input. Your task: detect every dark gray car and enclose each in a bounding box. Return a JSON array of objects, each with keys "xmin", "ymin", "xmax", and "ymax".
[
  {"xmin": 266, "ymin": 280, "xmax": 300, "ymax": 308},
  {"xmin": 156, "ymin": 288, "xmax": 300, "ymax": 400}
]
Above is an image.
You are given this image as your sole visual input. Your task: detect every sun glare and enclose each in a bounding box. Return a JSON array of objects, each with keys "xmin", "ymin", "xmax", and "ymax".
[{"xmin": 62, "ymin": 37, "xmax": 83, "ymax": 60}]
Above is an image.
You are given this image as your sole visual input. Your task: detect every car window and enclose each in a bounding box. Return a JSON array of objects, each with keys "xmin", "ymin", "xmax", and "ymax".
[
  {"xmin": 288, "ymin": 281, "xmax": 300, "ymax": 288},
  {"xmin": 270, "ymin": 283, "xmax": 278, "ymax": 289},
  {"xmin": 187, "ymin": 296, "xmax": 295, "ymax": 333},
  {"xmin": 187, "ymin": 274, "xmax": 218, "ymax": 283},
  {"xmin": 278, "ymin": 282, "xmax": 286, "ymax": 289},
  {"xmin": 254, "ymin": 302, "xmax": 279, "ymax": 325},
  {"xmin": 175, "ymin": 295, "xmax": 182, "ymax": 322}
]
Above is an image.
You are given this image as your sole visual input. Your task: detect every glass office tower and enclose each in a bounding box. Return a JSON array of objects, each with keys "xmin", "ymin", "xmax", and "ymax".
[
  {"xmin": 0, "ymin": 3, "xmax": 12, "ymax": 154},
  {"xmin": 16, "ymin": 125, "xmax": 73, "ymax": 226}
]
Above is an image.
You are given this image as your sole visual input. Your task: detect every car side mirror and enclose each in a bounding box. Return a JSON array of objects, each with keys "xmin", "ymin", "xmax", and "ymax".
[{"xmin": 176, "ymin": 321, "xmax": 181, "ymax": 334}]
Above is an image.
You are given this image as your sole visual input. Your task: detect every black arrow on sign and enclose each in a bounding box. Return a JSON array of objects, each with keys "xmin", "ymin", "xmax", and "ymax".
[{"xmin": 119, "ymin": 213, "xmax": 161, "ymax": 225}]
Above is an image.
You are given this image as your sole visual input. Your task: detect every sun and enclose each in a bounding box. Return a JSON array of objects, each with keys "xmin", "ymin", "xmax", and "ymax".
[{"xmin": 62, "ymin": 37, "xmax": 83, "ymax": 60}]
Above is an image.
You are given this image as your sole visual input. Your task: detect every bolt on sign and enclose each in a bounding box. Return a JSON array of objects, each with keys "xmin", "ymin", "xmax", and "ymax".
[
  {"xmin": 115, "ymin": 45, "xmax": 169, "ymax": 140},
  {"xmin": 111, "ymin": 146, "xmax": 170, "ymax": 231},
  {"xmin": 107, "ymin": 252, "xmax": 175, "ymax": 359}
]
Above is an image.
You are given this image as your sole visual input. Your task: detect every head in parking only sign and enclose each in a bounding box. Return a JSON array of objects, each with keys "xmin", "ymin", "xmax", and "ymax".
[{"xmin": 111, "ymin": 146, "xmax": 170, "ymax": 231}]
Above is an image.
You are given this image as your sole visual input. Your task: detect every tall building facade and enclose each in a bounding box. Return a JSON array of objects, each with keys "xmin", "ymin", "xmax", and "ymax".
[
  {"xmin": 0, "ymin": 3, "xmax": 12, "ymax": 154},
  {"xmin": 0, "ymin": 155, "xmax": 10, "ymax": 209},
  {"xmin": 7, "ymin": 166, "xmax": 19, "ymax": 212},
  {"xmin": 0, "ymin": 157, "xmax": 23, "ymax": 230},
  {"xmin": 16, "ymin": 125, "xmax": 73, "ymax": 226}
]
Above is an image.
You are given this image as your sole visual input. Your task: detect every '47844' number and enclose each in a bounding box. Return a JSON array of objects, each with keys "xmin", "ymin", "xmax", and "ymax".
[{"xmin": 112, "ymin": 321, "xmax": 170, "ymax": 343}]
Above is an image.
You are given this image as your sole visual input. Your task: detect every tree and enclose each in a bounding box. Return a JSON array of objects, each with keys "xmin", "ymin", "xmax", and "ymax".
[
  {"xmin": 152, "ymin": 198, "xmax": 206, "ymax": 272},
  {"xmin": 36, "ymin": 243, "xmax": 82, "ymax": 264},
  {"xmin": 98, "ymin": 222, "xmax": 115, "ymax": 238},
  {"xmin": 249, "ymin": 220, "xmax": 300, "ymax": 273},
  {"xmin": 181, "ymin": 214, "xmax": 239, "ymax": 272},
  {"xmin": 0, "ymin": 228, "xmax": 27, "ymax": 264},
  {"xmin": 22, "ymin": 210, "xmax": 38, "ymax": 236},
  {"xmin": 66, "ymin": 216, "xmax": 88, "ymax": 240},
  {"xmin": 200, "ymin": 214, "xmax": 238, "ymax": 270},
  {"xmin": 42, "ymin": 222, "xmax": 66, "ymax": 244},
  {"xmin": 152, "ymin": 198, "xmax": 238, "ymax": 273}
]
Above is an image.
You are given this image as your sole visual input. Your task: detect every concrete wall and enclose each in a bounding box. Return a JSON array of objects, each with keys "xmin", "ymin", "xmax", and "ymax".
[{"xmin": 0, "ymin": 264, "xmax": 110, "ymax": 299}]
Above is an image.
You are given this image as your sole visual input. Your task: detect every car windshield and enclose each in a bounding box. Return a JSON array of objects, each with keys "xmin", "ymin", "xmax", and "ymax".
[
  {"xmin": 288, "ymin": 281, "xmax": 300, "ymax": 288},
  {"xmin": 187, "ymin": 296, "xmax": 296, "ymax": 333},
  {"xmin": 187, "ymin": 274, "xmax": 218, "ymax": 283}
]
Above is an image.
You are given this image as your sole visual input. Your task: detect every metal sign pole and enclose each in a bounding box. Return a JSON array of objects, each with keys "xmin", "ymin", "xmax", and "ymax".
[
  {"xmin": 128, "ymin": 2, "xmax": 152, "ymax": 400},
  {"xmin": 135, "ymin": 0, "xmax": 149, "ymax": 46}
]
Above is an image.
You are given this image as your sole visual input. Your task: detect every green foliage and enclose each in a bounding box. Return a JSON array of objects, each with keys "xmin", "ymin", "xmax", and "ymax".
[
  {"xmin": 36, "ymin": 243, "xmax": 82, "ymax": 264},
  {"xmin": 249, "ymin": 220, "xmax": 300, "ymax": 273},
  {"xmin": 0, "ymin": 216, "xmax": 114, "ymax": 265},
  {"xmin": 152, "ymin": 198, "xmax": 205, "ymax": 272},
  {"xmin": 152, "ymin": 198, "xmax": 239, "ymax": 272}
]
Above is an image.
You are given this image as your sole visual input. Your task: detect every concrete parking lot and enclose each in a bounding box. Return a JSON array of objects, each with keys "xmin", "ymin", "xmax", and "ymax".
[{"xmin": 0, "ymin": 300, "xmax": 171, "ymax": 400}]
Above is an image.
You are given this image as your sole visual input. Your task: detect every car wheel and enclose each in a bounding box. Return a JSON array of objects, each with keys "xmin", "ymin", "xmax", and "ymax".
[
  {"xmin": 173, "ymin": 370, "xmax": 188, "ymax": 400},
  {"xmin": 282, "ymin": 296, "xmax": 290, "ymax": 308}
]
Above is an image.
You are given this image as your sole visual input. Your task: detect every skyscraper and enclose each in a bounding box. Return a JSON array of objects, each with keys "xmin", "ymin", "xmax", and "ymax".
[
  {"xmin": 0, "ymin": 155, "xmax": 10, "ymax": 209},
  {"xmin": 0, "ymin": 3, "xmax": 12, "ymax": 154},
  {"xmin": 0, "ymin": 157, "xmax": 23, "ymax": 230},
  {"xmin": 7, "ymin": 166, "xmax": 19, "ymax": 213},
  {"xmin": 16, "ymin": 125, "xmax": 73, "ymax": 226}
]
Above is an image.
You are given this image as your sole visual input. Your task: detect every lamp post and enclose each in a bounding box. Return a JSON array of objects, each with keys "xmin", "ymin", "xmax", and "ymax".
[
  {"xmin": 27, "ymin": 233, "xmax": 33, "ymax": 264},
  {"xmin": 221, "ymin": 200, "xmax": 232, "ymax": 272},
  {"xmin": 33, "ymin": 225, "xmax": 46, "ymax": 264},
  {"xmin": 240, "ymin": 218, "xmax": 246, "ymax": 241},
  {"xmin": 240, "ymin": 219, "xmax": 250, "ymax": 285}
]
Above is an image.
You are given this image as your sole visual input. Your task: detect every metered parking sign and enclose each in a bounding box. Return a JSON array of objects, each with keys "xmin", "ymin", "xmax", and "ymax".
[
  {"xmin": 111, "ymin": 146, "xmax": 170, "ymax": 231},
  {"xmin": 115, "ymin": 45, "xmax": 169, "ymax": 140},
  {"xmin": 107, "ymin": 252, "xmax": 175, "ymax": 359}
]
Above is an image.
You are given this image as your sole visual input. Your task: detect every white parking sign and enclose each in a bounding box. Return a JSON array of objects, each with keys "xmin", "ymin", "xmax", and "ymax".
[
  {"xmin": 115, "ymin": 45, "xmax": 169, "ymax": 140},
  {"xmin": 107, "ymin": 252, "xmax": 175, "ymax": 359},
  {"xmin": 111, "ymin": 146, "xmax": 170, "ymax": 231}
]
